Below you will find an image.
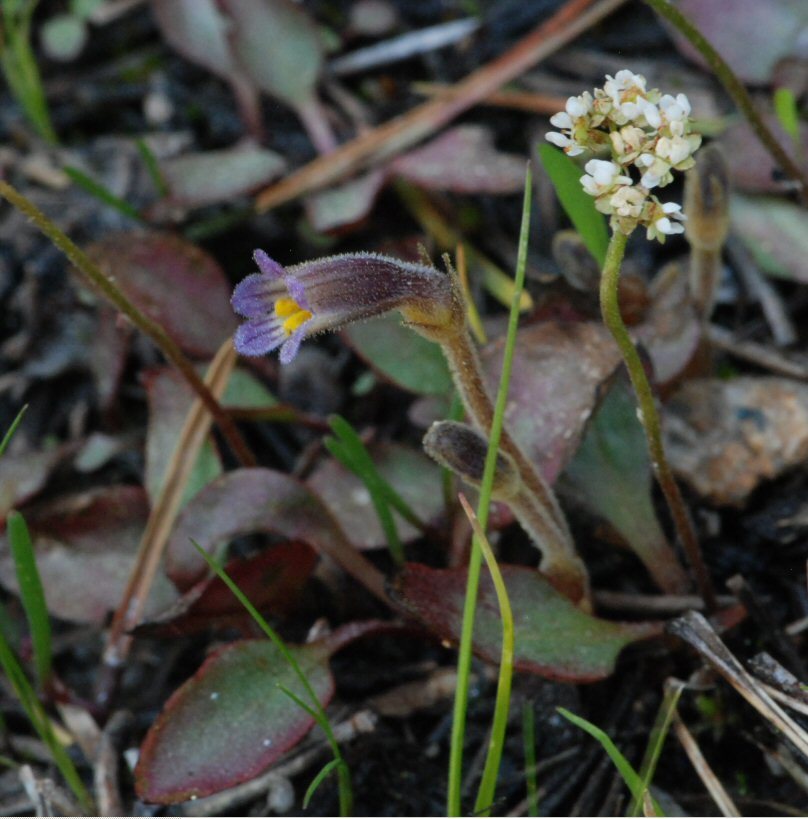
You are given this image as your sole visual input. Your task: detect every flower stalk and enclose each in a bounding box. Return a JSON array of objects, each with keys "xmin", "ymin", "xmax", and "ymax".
[
  {"xmin": 546, "ymin": 70, "xmax": 716, "ymax": 608},
  {"xmin": 232, "ymin": 249, "xmax": 591, "ymax": 605}
]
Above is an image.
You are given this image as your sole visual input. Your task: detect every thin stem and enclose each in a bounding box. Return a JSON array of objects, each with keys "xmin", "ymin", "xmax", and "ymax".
[
  {"xmin": 441, "ymin": 328, "xmax": 589, "ymax": 603},
  {"xmin": 599, "ymin": 230, "xmax": 716, "ymax": 610},
  {"xmin": 642, "ymin": 0, "xmax": 808, "ymax": 205},
  {"xmin": 0, "ymin": 180, "xmax": 257, "ymax": 468}
]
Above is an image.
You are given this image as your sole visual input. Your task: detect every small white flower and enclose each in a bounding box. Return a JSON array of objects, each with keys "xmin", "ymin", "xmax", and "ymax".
[
  {"xmin": 580, "ymin": 159, "xmax": 632, "ymax": 197},
  {"xmin": 645, "ymin": 200, "xmax": 686, "ymax": 242},
  {"xmin": 610, "ymin": 124, "xmax": 647, "ymax": 163},
  {"xmin": 546, "ymin": 92, "xmax": 594, "ymax": 156},
  {"xmin": 545, "ymin": 131, "xmax": 586, "ymax": 156},
  {"xmin": 609, "ymin": 184, "xmax": 647, "ymax": 218}
]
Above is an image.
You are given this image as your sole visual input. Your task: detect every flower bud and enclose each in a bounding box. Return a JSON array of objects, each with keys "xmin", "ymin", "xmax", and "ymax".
[{"xmin": 422, "ymin": 421, "xmax": 521, "ymax": 499}]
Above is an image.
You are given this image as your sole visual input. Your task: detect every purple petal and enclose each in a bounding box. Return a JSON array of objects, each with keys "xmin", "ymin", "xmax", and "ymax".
[
  {"xmin": 231, "ymin": 273, "xmax": 278, "ymax": 318},
  {"xmin": 233, "ymin": 317, "xmax": 285, "ymax": 357},
  {"xmin": 253, "ymin": 249, "xmax": 285, "ymax": 278},
  {"xmin": 285, "ymin": 275, "xmax": 309, "ymax": 310},
  {"xmin": 278, "ymin": 326, "xmax": 307, "ymax": 364}
]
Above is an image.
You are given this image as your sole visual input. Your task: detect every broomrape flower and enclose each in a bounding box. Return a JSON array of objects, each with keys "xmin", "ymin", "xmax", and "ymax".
[{"xmin": 231, "ymin": 250, "xmax": 461, "ymax": 363}]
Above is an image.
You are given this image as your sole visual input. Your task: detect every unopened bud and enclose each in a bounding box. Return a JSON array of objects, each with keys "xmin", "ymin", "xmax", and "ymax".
[
  {"xmin": 422, "ymin": 421, "xmax": 521, "ymax": 499},
  {"xmin": 684, "ymin": 144, "xmax": 730, "ymax": 252}
]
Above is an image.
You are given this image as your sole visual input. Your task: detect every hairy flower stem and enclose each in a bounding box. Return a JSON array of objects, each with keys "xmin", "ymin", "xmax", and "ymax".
[
  {"xmin": 0, "ymin": 180, "xmax": 256, "ymax": 468},
  {"xmin": 441, "ymin": 327, "xmax": 590, "ymax": 605},
  {"xmin": 600, "ymin": 231, "xmax": 716, "ymax": 610}
]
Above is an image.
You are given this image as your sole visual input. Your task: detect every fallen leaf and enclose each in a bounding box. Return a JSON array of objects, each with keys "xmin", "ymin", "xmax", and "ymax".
[
  {"xmin": 304, "ymin": 170, "xmax": 388, "ymax": 233},
  {"xmin": 392, "ymin": 563, "xmax": 660, "ymax": 681},
  {"xmin": 0, "ymin": 447, "xmax": 69, "ymax": 520},
  {"xmin": 160, "ymin": 146, "xmax": 287, "ymax": 208},
  {"xmin": 308, "ymin": 442, "xmax": 444, "ymax": 549},
  {"xmin": 84, "ymin": 232, "xmax": 236, "ymax": 359},
  {"xmin": 390, "ymin": 126, "xmax": 526, "ymax": 194},
  {"xmin": 665, "ymin": 377, "xmax": 808, "ymax": 505},
  {"xmin": 0, "ymin": 486, "xmax": 177, "ymax": 624},
  {"xmin": 480, "ymin": 321, "xmax": 622, "ymax": 484}
]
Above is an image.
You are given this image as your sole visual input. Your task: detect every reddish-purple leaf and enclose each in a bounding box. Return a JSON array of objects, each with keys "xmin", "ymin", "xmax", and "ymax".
[
  {"xmin": 661, "ymin": 0, "xmax": 808, "ymax": 84},
  {"xmin": 307, "ymin": 442, "xmax": 444, "ymax": 550},
  {"xmin": 85, "ymin": 232, "xmax": 236, "ymax": 359},
  {"xmin": 136, "ymin": 542, "xmax": 318, "ymax": 638},
  {"xmin": 392, "ymin": 563, "xmax": 660, "ymax": 681},
  {"xmin": 0, "ymin": 486, "xmax": 177, "ymax": 623},
  {"xmin": 390, "ymin": 126, "xmax": 525, "ymax": 193},
  {"xmin": 165, "ymin": 468, "xmax": 360, "ymax": 589},
  {"xmin": 135, "ymin": 638, "xmax": 333, "ymax": 804},
  {"xmin": 480, "ymin": 321, "xmax": 622, "ymax": 484},
  {"xmin": 135, "ymin": 620, "xmax": 391, "ymax": 804}
]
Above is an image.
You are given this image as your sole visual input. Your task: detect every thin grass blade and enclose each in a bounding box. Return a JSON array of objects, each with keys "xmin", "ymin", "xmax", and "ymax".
[{"xmin": 6, "ymin": 511, "xmax": 51, "ymax": 688}]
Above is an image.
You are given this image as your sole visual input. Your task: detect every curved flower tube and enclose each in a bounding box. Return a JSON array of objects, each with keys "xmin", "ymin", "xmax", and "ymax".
[{"xmin": 232, "ymin": 250, "xmax": 462, "ymax": 363}]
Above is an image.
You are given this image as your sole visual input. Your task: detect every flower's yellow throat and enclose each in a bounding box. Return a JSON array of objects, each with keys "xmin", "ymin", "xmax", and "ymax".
[{"xmin": 274, "ymin": 297, "xmax": 312, "ymax": 335}]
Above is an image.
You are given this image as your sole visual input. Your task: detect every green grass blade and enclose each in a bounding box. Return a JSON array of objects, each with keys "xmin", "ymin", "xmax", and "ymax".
[
  {"xmin": 6, "ymin": 511, "xmax": 51, "ymax": 687},
  {"xmin": 448, "ymin": 164, "xmax": 532, "ymax": 816},
  {"xmin": 537, "ymin": 143, "xmax": 608, "ymax": 266},
  {"xmin": 558, "ymin": 707, "xmax": 664, "ymax": 815},
  {"xmin": 192, "ymin": 541, "xmax": 353, "ymax": 816},
  {"xmin": 0, "ymin": 628, "xmax": 93, "ymax": 810},
  {"xmin": 522, "ymin": 702, "xmax": 539, "ymax": 817},
  {"xmin": 303, "ymin": 759, "xmax": 342, "ymax": 809},
  {"xmin": 630, "ymin": 680, "xmax": 684, "ymax": 817},
  {"xmin": 463, "ymin": 497, "xmax": 514, "ymax": 816},
  {"xmin": 62, "ymin": 165, "xmax": 142, "ymax": 221},
  {"xmin": 135, "ymin": 137, "xmax": 169, "ymax": 196},
  {"xmin": 0, "ymin": 405, "xmax": 27, "ymax": 457}
]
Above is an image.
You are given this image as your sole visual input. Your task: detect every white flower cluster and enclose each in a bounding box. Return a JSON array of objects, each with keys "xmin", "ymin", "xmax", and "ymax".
[{"xmin": 546, "ymin": 70, "xmax": 701, "ymax": 242}]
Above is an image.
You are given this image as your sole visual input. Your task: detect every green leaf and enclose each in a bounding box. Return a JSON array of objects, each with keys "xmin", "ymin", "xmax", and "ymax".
[
  {"xmin": 537, "ymin": 144, "xmax": 608, "ymax": 266},
  {"xmin": 324, "ymin": 417, "xmax": 405, "ymax": 564},
  {"xmin": 392, "ymin": 564, "xmax": 660, "ymax": 682},
  {"xmin": 773, "ymin": 87, "xmax": 800, "ymax": 142},
  {"xmin": 558, "ymin": 708, "xmax": 664, "ymax": 816},
  {"xmin": 343, "ymin": 314, "xmax": 452, "ymax": 396},
  {"xmin": 563, "ymin": 380, "xmax": 689, "ymax": 594},
  {"xmin": 6, "ymin": 511, "xmax": 51, "ymax": 687}
]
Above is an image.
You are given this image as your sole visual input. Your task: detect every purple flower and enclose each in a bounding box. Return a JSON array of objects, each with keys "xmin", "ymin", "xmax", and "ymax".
[{"xmin": 231, "ymin": 250, "xmax": 458, "ymax": 363}]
